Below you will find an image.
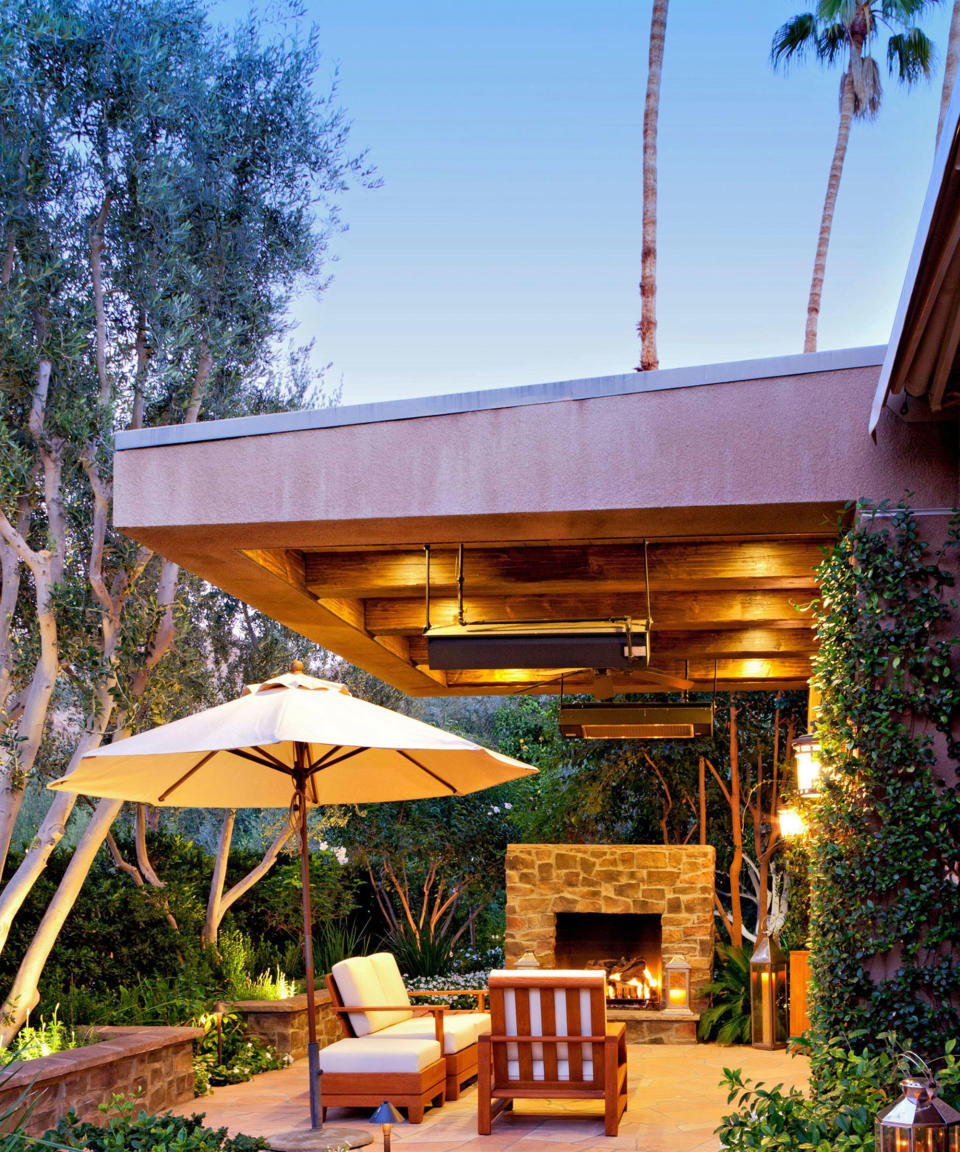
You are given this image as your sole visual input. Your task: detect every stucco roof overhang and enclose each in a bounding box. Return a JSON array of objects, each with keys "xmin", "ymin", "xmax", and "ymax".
[
  {"xmin": 871, "ymin": 82, "xmax": 960, "ymax": 433},
  {"xmin": 113, "ymin": 345, "xmax": 960, "ymax": 696}
]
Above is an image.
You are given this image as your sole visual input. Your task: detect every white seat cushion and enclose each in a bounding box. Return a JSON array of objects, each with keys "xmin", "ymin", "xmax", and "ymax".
[
  {"xmin": 318, "ymin": 1036, "xmax": 441, "ymax": 1074},
  {"xmin": 377, "ymin": 1011, "xmax": 490, "ymax": 1054},
  {"xmin": 331, "ymin": 955, "xmax": 413, "ymax": 1036}
]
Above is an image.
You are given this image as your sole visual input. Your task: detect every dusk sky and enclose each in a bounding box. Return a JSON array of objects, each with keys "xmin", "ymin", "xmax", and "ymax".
[{"xmin": 230, "ymin": 1, "xmax": 954, "ymax": 406}]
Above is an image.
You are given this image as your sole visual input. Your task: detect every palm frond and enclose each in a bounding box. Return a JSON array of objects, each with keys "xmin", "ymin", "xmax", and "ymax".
[
  {"xmin": 887, "ymin": 27, "xmax": 935, "ymax": 83},
  {"xmin": 850, "ymin": 54, "xmax": 882, "ymax": 118},
  {"xmin": 819, "ymin": 0, "xmax": 859, "ymax": 25},
  {"xmin": 818, "ymin": 21, "xmax": 850, "ymax": 66},
  {"xmin": 772, "ymin": 13, "xmax": 820, "ymax": 68},
  {"xmin": 879, "ymin": 0, "xmax": 937, "ymax": 24}
]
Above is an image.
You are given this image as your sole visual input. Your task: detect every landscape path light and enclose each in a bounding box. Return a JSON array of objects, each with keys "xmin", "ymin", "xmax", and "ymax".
[
  {"xmin": 369, "ymin": 1101, "xmax": 405, "ymax": 1152},
  {"xmin": 875, "ymin": 1054, "xmax": 960, "ymax": 1152},
  {"xmin": 749, "ymin": 929, "xmax": 787, "ymax": 1050}
]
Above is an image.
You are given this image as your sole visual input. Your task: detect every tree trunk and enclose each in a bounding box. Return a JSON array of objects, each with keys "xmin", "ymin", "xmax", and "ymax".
[
  {"xmin": 209, "ymin": 816, "xmax": 297, "ymax": 944},
  {"xmin": 939, "ymin": 1, "xmax": 960, "ymax": 145},
  {"xmin": 727, "ymin": 705, "xmax": 743, "ymax": 947},
  {"xmin": 203, "ymin": 809, "xmax": 236, "ymax": 947},
  {"xmin": 637, "ymin": 0, "xmax": 669, "ymax": 371},
  {"xmin": 804, "ymin": 70, "xmax": 855, "ymax": 353},
  {"xmin": 0, "ymin": 796, "xmax": 123, "ymax": 1043}
]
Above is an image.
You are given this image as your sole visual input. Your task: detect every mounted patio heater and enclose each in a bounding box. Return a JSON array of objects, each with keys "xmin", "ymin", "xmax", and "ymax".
[
  {"xmin": 558, "ymin": 702, "xmax": 714, "ymax": 740},
  {"xmin": 426, "ymin": 619, "xmax": 647, "ymax": 670}
]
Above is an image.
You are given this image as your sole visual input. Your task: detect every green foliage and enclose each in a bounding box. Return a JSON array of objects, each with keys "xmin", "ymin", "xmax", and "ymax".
[
  {"xmin": 404, "ymin": 970, "xmax": 495, "ymax": 1010},
  {"xmin": 312, "ymin": 917, "xmax": 370, "ymax": 978},
  {"xmin": 809, "ymin": 505, "xmax": 960, "ymax": 1054},
  {"xmin": 43, "ymin": 1107, "xmax": 270, "ymax": 1152},
  {"xmin": 716, "ymin": 1035, "xmax": 960, "ymax": 1152},
  {"xmin": 385, "ymin": 919, "xmax": 457, "ymax": 978},
  {"xmin": 191, "ymin": 1011, "xmax": 290, "ymax": 1096},
  {"xmin": 0, "ymin": 828, "xmax": 359, "ymax": 1021},
  {"xmin": 698, "ymin": 944, "xmax": 752, "ymax": 1045},
  {"xmin": 0, "ymin": 1009, "xmax": 85, "ymax": 1064}
]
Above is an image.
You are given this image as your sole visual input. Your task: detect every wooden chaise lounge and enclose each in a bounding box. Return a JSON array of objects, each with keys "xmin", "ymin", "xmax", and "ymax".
[{"xmin": 327, "ymin": 952, "xmax": 490, "ymax": 1100}]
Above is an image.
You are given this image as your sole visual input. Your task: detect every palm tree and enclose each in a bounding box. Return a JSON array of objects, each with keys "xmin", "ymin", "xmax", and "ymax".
[
  {"xmin": 938, "ymin": 0, "xmax": 960, "ymax": 143},
  {"xmin": 637, "ymin": 0, "xmax": 669, "ymax": 372},
  {"xmin": 773, "ymin": 1, "xmax": 937, "ymax": 353}
]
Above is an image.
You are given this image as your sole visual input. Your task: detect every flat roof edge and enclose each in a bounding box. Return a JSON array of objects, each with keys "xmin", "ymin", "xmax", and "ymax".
[{"xmin": 115, "ymin": 344, "xmax": 886, "ymax": 451}]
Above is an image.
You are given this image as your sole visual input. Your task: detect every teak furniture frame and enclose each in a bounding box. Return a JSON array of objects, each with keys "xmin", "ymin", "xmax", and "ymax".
[
  {"xmin": 325, "ymin": 972, "xmax": 487, "ymax": 1100},
  {"xmin": 319, "ymin": 1060, "xmax": 445, "ymax": 1124},
  {"xmin": 478, "ymin": 970, "xmax": 628, "ymax": 1138}
]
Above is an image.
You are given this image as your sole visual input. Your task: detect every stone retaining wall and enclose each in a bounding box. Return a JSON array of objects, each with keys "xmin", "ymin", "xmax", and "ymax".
[
  {"xmin": 230, "ymin": 989, "xmax": 342, "ymax": 1059},
  {"xmin": 0, "ymin": 1025, "xmax": 202, "ymax": 1136},
  {"xmin": 505, "ymin": 843, "xmax": 716, "ymax": 1015}
]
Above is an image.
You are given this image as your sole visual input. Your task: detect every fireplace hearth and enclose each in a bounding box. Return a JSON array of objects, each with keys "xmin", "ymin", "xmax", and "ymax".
[{"xmin": 505, "ymin": 844, "xmax": 715, "ymax": 1043}]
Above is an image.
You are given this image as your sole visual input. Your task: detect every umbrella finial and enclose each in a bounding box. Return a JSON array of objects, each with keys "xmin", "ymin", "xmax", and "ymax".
[{"xmin": 290, "ymin": 659, "xmax": 304, "ymax": 674}]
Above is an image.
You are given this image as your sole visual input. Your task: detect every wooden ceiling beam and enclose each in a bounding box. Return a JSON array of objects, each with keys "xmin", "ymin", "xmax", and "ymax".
[
  {"xmin": 302, "ymin": 541, "xmax": 828, "ymax": 598},
  {"xmin": 365, "ymin": 590, "xmax": 811, "ymax": 635}
]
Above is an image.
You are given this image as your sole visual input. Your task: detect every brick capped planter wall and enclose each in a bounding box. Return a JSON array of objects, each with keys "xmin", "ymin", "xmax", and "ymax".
[
  {"xmin": 0, "ymin": 1025, "xmax": 202, "ymax": 1136},
  {"xmin": 505, "ymin": 844, "xmax": 716, "ymax": 1018},
  {"xmin": 230, "ymin": 989, "xmax": 342, "ymax": 1059}
]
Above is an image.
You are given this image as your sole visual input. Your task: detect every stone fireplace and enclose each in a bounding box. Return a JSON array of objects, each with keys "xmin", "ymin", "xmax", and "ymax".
[{"xmin": 504, "ymin": 844, "xmax": 715, "ymax": 1042}]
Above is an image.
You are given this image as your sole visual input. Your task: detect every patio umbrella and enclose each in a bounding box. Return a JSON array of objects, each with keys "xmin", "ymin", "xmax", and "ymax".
[{"xmin": 49, "ymin": 661, "xmax": 537, "ymax": 1149}]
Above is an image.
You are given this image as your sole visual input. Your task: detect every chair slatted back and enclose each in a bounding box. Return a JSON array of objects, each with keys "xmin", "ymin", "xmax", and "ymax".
[{"xmin": 487, "ymin": 970, "xmax": 608, "ymax": 1090}]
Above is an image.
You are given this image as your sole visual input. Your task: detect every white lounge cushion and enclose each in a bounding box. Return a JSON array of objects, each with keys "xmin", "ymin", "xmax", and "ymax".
[
  {"xmin": 377, "ymin": 1011, "xmax": 490, "ymax": 1054},
  {"xmin": 369, "ymin": 952, "xmax": 411, "ymax": 1008},
  {"xmin": 318, "ymin": 1036, "xmax": 441, "ymax": 1075},
  {"xmin": 506, "ymin": 1058, "xmax": 595, "ymax": 1082},
  {"xmin": 331, "ymin": 955, "xmax": 413, "ymax": 1036}
]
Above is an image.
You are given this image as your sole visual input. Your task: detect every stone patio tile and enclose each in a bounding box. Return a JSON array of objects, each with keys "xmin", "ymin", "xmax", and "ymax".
[{"xmin": 174, "ymin": 1043, "xmax": 809, "ymax": 1152}]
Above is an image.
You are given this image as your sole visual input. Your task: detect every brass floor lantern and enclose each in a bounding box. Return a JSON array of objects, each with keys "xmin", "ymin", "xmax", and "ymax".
[
  {"xmin": 876, "ymin": 1056, "xmax": 960, "ymax": 1152},
  {"xmin": 749, "ymin": 931, "xmax": 788, "ymax": 1049}
]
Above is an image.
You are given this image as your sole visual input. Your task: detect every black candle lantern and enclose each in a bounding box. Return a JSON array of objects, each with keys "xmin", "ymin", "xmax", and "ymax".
[
  {"xmin": 749, "ymin": 932, "xmax": 787, "ymax": 1050},
  {"xmin": 876, "ymin": 1062, "xmax": 960, "ymax": 1152}
]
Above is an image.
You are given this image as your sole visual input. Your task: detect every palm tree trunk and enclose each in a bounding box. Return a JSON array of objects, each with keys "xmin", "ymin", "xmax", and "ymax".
[
  {"xmin": 939, "ymin": 0, "xmax": 960, "ymax": 144},
  {"xmin": 637, "ymin": 0, "xmax": 669, "ymax": 371},
  {"xmin": 804, "ymin": 70, "xmax": 855, "ymax": 353}
]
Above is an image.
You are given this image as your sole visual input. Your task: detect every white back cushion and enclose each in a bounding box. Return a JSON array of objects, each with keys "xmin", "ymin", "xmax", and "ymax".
[
  {"xmin": 369, "ymin": 952, "xmax": 412, "ymax": 1010},
  {"xmin": 332, "ymin": 955, "xmax": 412, "ymax": 1036}
]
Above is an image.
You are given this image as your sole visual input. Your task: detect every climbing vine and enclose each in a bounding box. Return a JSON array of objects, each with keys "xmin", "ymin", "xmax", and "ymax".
[{"xmin": 809, "ymin": 503, "xmax": 960, "ymax": 1054}]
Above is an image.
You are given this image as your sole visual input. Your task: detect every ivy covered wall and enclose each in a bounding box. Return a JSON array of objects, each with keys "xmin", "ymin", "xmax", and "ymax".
[{"xmin": 810, "ymin": 505, "xmax": 960, "ymax": 1054}]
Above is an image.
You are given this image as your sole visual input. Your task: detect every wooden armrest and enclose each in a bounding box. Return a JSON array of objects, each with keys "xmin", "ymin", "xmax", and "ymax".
[
  {"xmin": 407, "ymin": 989, "xmax": 487, "ymax": 1010},
  {"xmin": 333, "ymin": 1003, "xmax": 446, "ymax": 1015}
]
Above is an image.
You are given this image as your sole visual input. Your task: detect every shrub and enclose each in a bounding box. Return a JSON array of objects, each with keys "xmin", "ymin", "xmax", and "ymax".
[
  {"xmin": 698, "ymin": 944, "xmax": 751, "ymax": 1045},
  {"xmin": 716, "ymin": 1034, "xmax": 960, "ymax": 1152},
  {"xmin": 191, "ymin": 1012, "xmax": 291, "ymax": 1096},
  {"xmin": 44, "ymin": 1104, "xmax": 270, "ymax": 1151}
]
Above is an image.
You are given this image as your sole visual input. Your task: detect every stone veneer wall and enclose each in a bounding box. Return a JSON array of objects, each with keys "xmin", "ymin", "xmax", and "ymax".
[
  {"xmin": 231, "ymin": 989, "xmax": 341, "ymax": 1059},
  {"xmin": 505, "ymin": 844, "xmax": 715, "ymax": 1012},
  {"xmin": 0, "ymin": 1025, "xmax": 201, "ymax": 1136}
]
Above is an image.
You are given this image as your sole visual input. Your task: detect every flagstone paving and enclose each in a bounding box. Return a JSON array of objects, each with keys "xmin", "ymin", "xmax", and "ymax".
[{"xmin": 173, "ymin": 1043, "xmax": 809, "ymax": 1152}]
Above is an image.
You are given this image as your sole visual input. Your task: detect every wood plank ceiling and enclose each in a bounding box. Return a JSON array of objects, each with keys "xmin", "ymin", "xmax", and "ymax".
[{"xmin": 276, "ymin": 536, "xmax": 829, "ymax": 696}]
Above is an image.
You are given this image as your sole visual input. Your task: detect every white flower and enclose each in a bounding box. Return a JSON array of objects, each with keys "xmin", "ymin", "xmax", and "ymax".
[{"xmin": 504, "ymin": 802, "xmax": 512, "ymax": 810}]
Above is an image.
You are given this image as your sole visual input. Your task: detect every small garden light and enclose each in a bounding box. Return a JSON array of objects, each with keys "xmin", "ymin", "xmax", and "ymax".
[
  {"xmin": 369, "ymin": 1101, "xmax": 404, "ymax": 1151},
  {"xmin": 875, "ymin": 1056, "xmax": 960, "ymax": 1152},
  {"xmin": 792, "ymin": 731, "xmax": 823, "ymax": 797},
  {"xmin": 749, "ymin": 931, "xmax": 788, "ymax": 1049}
]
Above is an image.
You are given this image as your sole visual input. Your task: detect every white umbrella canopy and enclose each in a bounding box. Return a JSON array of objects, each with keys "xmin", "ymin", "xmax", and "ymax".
[
  {"xmin": 48, "ymin": 663, "xmax": 537, "ymax": 1149},
  {"xmin": 49, "ymin": 666, "xmax": 537, "ymax": 807}
]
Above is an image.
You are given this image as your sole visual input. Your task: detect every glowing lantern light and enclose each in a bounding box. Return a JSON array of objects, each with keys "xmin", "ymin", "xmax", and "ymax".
[
  {"xmin": 777, "ymin": 806, "xmax": 807, "ymax": 838},
  {"xmin": 662, "ymin": 955, "xmax": 692, "ymax": 1015},
  {"xmin": 749, "ymin": 933, "xmax": 788, "ymax": 1049},
  {"xmin": 793, "ymin": 732, "xmax": 823, "ymax": 797},
  {"xmin": 875, "ymin": 1059, "xmax": 960, "ymax": 1152}
]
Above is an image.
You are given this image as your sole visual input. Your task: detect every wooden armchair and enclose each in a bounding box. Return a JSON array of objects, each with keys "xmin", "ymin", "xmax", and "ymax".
[{"xmin": 478, "ymin": 969, "xmax": 628, "ymax": 1138}]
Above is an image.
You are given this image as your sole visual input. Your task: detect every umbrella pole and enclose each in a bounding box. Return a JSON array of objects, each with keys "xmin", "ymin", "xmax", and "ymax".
[{"xmin": 296, "ymin": 772, "xmax": 323, "ymax": 1130}]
